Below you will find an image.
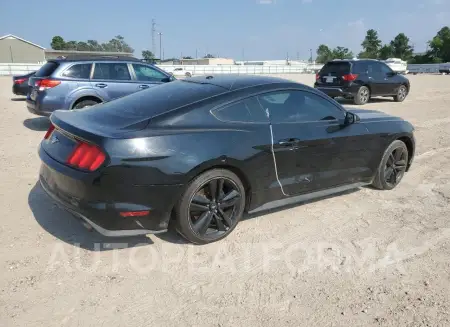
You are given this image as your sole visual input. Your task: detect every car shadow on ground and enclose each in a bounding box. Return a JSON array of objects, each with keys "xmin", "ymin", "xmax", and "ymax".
[
  {"xmin": 11, "ymin": 97, "xmax": 26, "ymax": 101},
  {"xmin": 154, "ymin": 188, "xmax": 360, "ymax": 245},
  {"xmin": 29, "ymin": 180, "xmax": 362, "ymax": 249},
  {"xmin": 336, "ymin": 97, "xmax": 394, "ymax": 106},
  {"xmin": 28, "ymin": 182, "xmax": 153, "ymax": 251},
  {"xmin": 23, "ymin": 117, "xmax": 50, "ymax": 131}
]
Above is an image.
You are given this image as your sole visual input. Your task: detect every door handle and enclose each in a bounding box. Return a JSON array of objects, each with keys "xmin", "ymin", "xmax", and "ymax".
[
  {"xmin": 95, "ymin": 83, "xmax": 107, "ymax": 88},
  {"xmin": 368, "ymin": 76, "xmax": 373, "ymax": 79},
  {"xmin": 139, "ymin": 85, "xmax": 150, "ymax": 89}
]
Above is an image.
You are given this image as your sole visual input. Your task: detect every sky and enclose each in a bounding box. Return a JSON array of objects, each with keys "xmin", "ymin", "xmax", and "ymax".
[{"xmin": 1, "ymin": 0, "xmax": 449, "ymax": 60}]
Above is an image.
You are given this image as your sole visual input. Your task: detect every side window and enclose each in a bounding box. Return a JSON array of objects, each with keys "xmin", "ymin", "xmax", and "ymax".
[
  {"xmin": 258, "ymin": 90, "xmax": 344, "ymax": 123},
  {"xmin": 132, "ymin": 64, "xmax": 167, "ymax": 81},
  {"xmin": 353, "ymin": 62, "xmax": 368, "ymax": 74},
  {"xmin": 93, "ymin": 63, "xmax": 131, "ymax": 81},
  {"xmin": 212, "ymin": 97, "xmax": 267, "ymax": 123},
  {"xmin": 62, "ymin": 63, "xmax": 92, "ymax": 79},
  {"xmin": 379, "ymin": 63, "xmax": 393, "ymax": 74}
]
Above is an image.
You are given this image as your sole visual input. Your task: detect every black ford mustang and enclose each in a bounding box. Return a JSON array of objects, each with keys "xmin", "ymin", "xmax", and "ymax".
[{"xmin": 38, "ymin": 74, "xmax": 415, "ymax": 244}]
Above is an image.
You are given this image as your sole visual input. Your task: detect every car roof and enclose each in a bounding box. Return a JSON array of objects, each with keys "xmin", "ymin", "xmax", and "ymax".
[
  {"xmin": 186, "ymin": 74, "xmax": 306, "ymax": 91},
  {"xmin": 49, "ymin": 56, "xmax": 142, "ymax": 63},
  {"xmin": 327, "ymin": 59, "xmax": 380, "ymax": 63}
]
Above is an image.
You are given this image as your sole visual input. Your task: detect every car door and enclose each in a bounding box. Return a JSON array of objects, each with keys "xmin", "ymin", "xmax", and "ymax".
[
  {"xmin": 379, "ymin": 62, "xmax": 399, "ymax": 95},
  {"xmin": 91, "ymin": 62, "xmax": 137, "ymax": 101},
  {"xmin": 130, "ymin": 63, "xmax": 171, "ymax": 91},
  {"xmin": 258, "ymin": 89, "xmax": 373, "ymax": 197},
  {"xmin": 366, "ymin": 62, "xmax": 385, "ymax": 95}
]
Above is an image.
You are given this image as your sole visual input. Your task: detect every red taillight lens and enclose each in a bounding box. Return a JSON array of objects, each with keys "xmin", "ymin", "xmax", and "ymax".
[
  {"xmin": 36, "ymin": 79, "xmax": 61, "ymax": 91},
  {"xmin": 315, "ymin": 73, "xmax": 320, "ymax": 80},
  {"xmin": 342, "ymin": 74, "xmax": 358, "ymax": 81},
  {"xmin": 67, "ymin": 142, "xmax": 106, "ymax": 171},
  {"xmin": 14, "ymin": 78, "xmax": 27, "ymax": 84},
  {"xmin": 44, "ymin": 124, "xmax": 55, "ymax": 139}
]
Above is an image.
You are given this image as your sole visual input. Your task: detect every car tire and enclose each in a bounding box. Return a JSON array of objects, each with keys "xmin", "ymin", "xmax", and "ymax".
[
  {"xmin": 185, "ymin": 72, "xmax": 192, "ymax": 78},
  {"xmin": 372, "ymin": 140, "xmax": 409, "ymax": 190},
  {"xmin": 175, "ymin": 169, "xmax": 246, "ymax": 244},
  {"xmin": 393, "ymin": 85, "xmax": 408, "ymax": 102},
  {"xmin": 73, "ymin": 99, "xmax": 100, "ymax": 109},
  {"xmin": 353, "ymin": 86, "xmax": 370, "ymax": 105}
]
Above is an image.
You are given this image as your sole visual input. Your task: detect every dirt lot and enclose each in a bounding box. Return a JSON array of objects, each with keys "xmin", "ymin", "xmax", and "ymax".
[{"xmin": 1, "ymin": 74, "xmax": 449, "ymax": 327}]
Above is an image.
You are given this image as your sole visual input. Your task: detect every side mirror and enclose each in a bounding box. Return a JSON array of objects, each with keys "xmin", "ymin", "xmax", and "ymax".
[
  {"xmin": 387, "ymin": 71, "xmax": 397, "ymax": 77},
  {"xmin": 343, "ymin": 112, "xmax": 359, "ymax": 125}
]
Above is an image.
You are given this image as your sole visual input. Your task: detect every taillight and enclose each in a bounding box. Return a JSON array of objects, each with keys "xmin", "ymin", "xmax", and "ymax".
[
  {"xmin": 67, "ymin": 141, "xmax": 106, "ymax": 171},
  {"xmin": 44, "ymin": 124, "xmax": 55, "ymax": 139},
  {"xmin": 36, "ymin": 79, "xmax": 61, "ymax": 91},
  {"xmin": 315, "ymin": 73, "xmax": 320, "ymax": 80},
  {"xmin": 14, "ymin": 78, "xmax": 27, "ymax": 84},
  {"xmin": 342, "ymin": 74, "xmax": 358, "ymax": 81}
]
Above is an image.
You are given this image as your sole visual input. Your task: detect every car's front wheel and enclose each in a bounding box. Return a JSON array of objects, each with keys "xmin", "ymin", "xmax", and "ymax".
[
  {"xmin": 175, "ymin": 169, "xmax": 246, "ymax": 244},
  {"xmin": 393, "ymin": 85, "xmax": 408, "ymax": 102},
  {"xmin": 372, "ymin": 140, "xmax": 409, "ymax": 190}
]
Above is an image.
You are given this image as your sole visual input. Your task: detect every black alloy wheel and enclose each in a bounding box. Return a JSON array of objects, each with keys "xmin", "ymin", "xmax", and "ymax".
[
  {"xmin": 176, "ymin": 169, "xmax": 246, "ymax": 244},
  {"xmin": 384, "ymin": 146, "xmax": 408, "ymax": 188},
  {"xmin": 372, "ymin": 140, "xmax": 409, "ymax": 190}
]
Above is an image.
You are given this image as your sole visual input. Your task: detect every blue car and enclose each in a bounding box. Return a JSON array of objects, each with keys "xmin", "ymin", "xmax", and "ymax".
[{"xmin": 26, "ymin": 56, "xmax": 175, "ymax": 116}]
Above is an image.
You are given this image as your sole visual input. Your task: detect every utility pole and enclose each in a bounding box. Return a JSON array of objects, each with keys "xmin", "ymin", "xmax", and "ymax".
[
  {"xmin": 310, "ymin": 48, "xmax": 313, "ymax": 62},
  {"xmin": 152, "ymin": 19, "xmax": 156, "ymax": 55},
  {"xmin": 195, "ymin": 49, "xmax": 198, "ymax": 59},
  {"xmin": 158, "ymin": 32, "xmax": 163, "ymax": 61},
  {"xmin": 242, "ymin": 48, "xmax": 245, "ymax": 62}
]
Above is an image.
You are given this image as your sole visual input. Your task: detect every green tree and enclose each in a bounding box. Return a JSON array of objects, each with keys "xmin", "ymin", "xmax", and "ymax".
[
  {"xmin": 379, "ymin": 44, "xmax": 394, "ymax": 60},
  {"xmin": 331, "ymin": 46, "xmax": 353, "ymax": 59},
  {"xmin": 50, "ymin": 36, "xmax": 66, "ymax": 50},
  {"xmin": 428, "ymin": 26, "xmax": 450, "ymax": 62},
  {"xmin": 87, "ymin": 40, "xmax": 102, "ymax": 51},
  {"xmin": 142, "ymin": 50, "xmax": 155, "ymax": 60},
  {"xmin": 390, "ymin": 33, "xmax": 414, "ymax": 60},
  {"xmin": 203, "ymin": 54, "xmax": 215, "ymax": 58},
  {"xmin": 359, "ymin": 29, "xmax": 382, "ymax": 59},
  {"xmin": 316, "ymin": 44, "xmax": 333, "ymax": 63},
  {"xmin": 64, "ymin": 41, "xmax": 78, "ymax": 50},
  {"xmin": 76, "ymin": 42, "xmax": 91, "ymax": 51},
  {"xmin": 183, "ymin": 56, "xmax": 193, "ymax": 59}
]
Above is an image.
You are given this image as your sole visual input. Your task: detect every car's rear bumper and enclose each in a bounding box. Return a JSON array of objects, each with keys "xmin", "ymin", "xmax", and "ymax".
[
  {"xmin": 27, "ymin": 99, "xmax": 52, "ymax": 116},
  {"xmin": 314, "ymin": 85, "xmax": 359, "ymax": 98},
  {"xmin": 38, "ymin": 145, "xmax": 182, "ymax": 237}
]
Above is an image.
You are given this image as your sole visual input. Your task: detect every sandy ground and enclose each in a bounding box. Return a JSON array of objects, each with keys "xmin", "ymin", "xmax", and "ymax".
[{"xmin": 1, "ymin": 74, "xmax": 450, "ymax": 327}]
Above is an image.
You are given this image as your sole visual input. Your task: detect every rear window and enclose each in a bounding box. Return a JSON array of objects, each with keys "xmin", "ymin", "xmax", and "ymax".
[
  {"xmin": 77, "ymin": 80, "xmax": 227, "ymax": 123},
  {"xmin": 320, "ymin": 62, "xmax": 351, "ymax": 75},
  {"xmin": 35, "ymin": 61, "xmax": 59, "ymax": 77}
]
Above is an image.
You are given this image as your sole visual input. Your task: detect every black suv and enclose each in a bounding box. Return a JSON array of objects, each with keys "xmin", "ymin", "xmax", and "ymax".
[{"xmin": 314, "ymin": 59, "xmax": 410, "ymax": 105}]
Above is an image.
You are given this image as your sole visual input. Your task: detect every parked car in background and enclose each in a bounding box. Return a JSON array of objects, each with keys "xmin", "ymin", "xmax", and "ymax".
[
  {"xmin": 12, "ymin": 71, "xmax": 36, "ymax": 96},
  {"xmin": 314, "ymin": 59, "xmax": 410, "ymax": 105},
  {"xmin": 438, "ymin": 62, "xmax": 450, "ymax": 74},
  {"xmin": 384, "ymin": 58, "xmax": 408, "ymax": 74},
  {"xmin": 27, "ymin": 56, "xmax": 174, "ymax": 116},
  {"xmin": 171, "ymin": 67, "xmax": 193, "ymax": 78},
  {"xmin": 38, "ymin": 74, "xmax": 415, "ymax": 244}
]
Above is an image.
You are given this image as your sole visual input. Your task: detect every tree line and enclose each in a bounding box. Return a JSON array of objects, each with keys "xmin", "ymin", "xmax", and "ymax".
[
  {"xmin": 50, "ymin": 35, "xmax": 134, "ymax": 53},
  {"xmin": 316, "ymin": 26, "xmax": 450, "ymax": 64}
]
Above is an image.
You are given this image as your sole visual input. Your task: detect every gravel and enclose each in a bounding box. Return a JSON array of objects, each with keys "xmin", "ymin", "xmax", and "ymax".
[{"xmin": 1, "ymin": 74, "xmax": 449, "ymax": 327}]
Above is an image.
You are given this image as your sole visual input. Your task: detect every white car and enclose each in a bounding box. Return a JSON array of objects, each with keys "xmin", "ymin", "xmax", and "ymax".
[
  {"xmin": 171, "ymin": 67, "xmax": 193, "ymax": 78},
  {"xmin": 384, "ymin": 58, "xmax": 408, "ymax": 74}
]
